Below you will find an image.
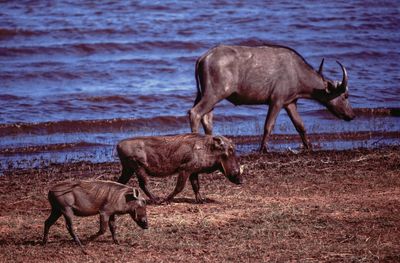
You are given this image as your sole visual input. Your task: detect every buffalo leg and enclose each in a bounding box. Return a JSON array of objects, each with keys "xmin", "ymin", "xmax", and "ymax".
[
  {"xmin": 189, "ymin": 95, "xmax": 220, "ymax": 134},
  {"xmin": 201, "ymin": 111, "xmax": 214, "ymax": 135},
  {"xmin": 189, "ymin": 173, "xmax": 204, "ymax": 203},
  {"xmin": 108, "ymin": 214, "xmax": 118, "ymax": 244},
  {"xmin": 164, "ymin": 171, "xmax": 190, "ymax": 203},
  {"xmin": 136, "ymin": 167, "xmax": 161, "ymax": 204},
  {"xmin": 260, "ymin": 103, "xmax": 282, "ymax": 152},
  {"xmin": 43, "ymin": 208, "xmax": 62, "ymax": 245},
  {"xmin": 63, "ymin": 207, "xmax": 83, "ymax": 248},
  {"xmin": 117, "ymin": 166, "xmax": 134, "ymax": 184},
  {"xmin": 285, "ymin": 102, "xmax": 312, "ymax": 149}
]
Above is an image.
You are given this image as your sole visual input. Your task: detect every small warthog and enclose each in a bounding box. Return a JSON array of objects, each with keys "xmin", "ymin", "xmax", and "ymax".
[
  {"xmin": 43, "ymin": 180, "xmax": 148, "ymax": 249},
  {"xmin": 117, "ymin": 133, "xmax": 242, "ymax": 204}
]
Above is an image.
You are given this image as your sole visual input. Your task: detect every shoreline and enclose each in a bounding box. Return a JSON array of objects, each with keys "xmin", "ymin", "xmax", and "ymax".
[{"xmin": 1, "ymin": 130, "xmax": 399, "ymax": 171}]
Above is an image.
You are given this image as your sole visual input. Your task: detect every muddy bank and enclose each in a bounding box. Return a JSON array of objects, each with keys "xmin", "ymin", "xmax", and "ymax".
[{"xmin": 0, "ymin": 146, "xmax": 399, "ymax": 262}]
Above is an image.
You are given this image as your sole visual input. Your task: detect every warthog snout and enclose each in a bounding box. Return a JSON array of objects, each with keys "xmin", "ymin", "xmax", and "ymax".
[
  {"xmin": 138, "ymin": 218, "xmax": 148, "ymax": 229},
  {"xmin": 226, "ymin": 165, "xmax": 243, "ymax": 185},
  {"xmin": 130, "ymin": 206, "xmax": 148, "ymax": 229},
  {"xmin": 221, "ymin": 155, "xmax": 242, "ymax": 185},
  {"xmin": 228, "ymin": 174, "xmax": 243, "ymax": 185}
]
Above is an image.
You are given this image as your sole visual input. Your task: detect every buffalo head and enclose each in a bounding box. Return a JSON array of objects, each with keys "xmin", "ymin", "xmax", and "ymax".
[
  {"xmin": 211, "ymin": 136, "xmax": 243, "ymax": 184},
  {"xmin": 318, "ymin": 60, "xmax": 355, "ymax": 121}
]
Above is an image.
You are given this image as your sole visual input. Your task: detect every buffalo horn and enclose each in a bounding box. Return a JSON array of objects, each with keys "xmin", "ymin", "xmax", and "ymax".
[
  {"xmin": 318, "ymin": 58, "xmax": 324, "ymax": 78},
  {"xmin": 336, "ymin": 61, "xmax": 348, "ymax": 93}
]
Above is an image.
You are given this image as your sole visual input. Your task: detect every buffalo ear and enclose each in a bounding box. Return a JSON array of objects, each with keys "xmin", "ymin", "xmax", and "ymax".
[{"xmin": 325, "ymin": 81, "xmax": 337, "ymax": 94}]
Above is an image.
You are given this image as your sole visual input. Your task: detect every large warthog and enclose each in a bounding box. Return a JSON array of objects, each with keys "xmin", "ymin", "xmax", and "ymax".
[
  {"xmin": 117, "ymin": 133, "xmax": 242, "ymax": 204},
  {"xmin": 189, "ymin": 44, "xmax": 355, "ymax": 152},
  {"xmin": 43, "ymin": 180, "xmax": 148, "ymax": 249}
]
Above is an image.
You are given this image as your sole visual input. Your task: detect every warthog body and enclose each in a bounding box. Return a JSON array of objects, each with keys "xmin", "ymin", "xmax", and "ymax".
[
  {"xmin": 117, "ymin": 133, "xmax": 242, "ymax": 204},
  {"xmin": 43, "ymin": 180, "xmax": 148, "ymax": 249},
  {"xmin": 189, "ymin": 44, "xmax": 355, "ymax": 152}
]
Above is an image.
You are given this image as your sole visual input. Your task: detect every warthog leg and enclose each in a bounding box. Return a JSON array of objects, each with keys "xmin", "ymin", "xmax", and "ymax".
[
  {"xmin": 88, "ymin": 212, "xmax": 109, "ymax": 241},
  {"xmin": 189, "ymin": 173, "xmax": 204, "ymax": 203},
  {"xmin": 108, "ymin": 214, "xmax": 118, "ymax": 244},
  {"xmin": 63, "ymin": 207, "xmax": 84, "ymax": 248},
  {"xmin": 43, "ymin": 208, "xmax": 62, "ymax": 245},
  {"xmin": 163, "ymin": 171, "xmax": 190, "ymax": 203}
]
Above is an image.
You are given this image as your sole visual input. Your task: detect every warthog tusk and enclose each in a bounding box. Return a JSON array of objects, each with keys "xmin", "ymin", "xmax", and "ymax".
[
  {"xmin": 240, "ymin": 165, "xmax": 244, "ymax": 175},
  {"xmin": 221, "ymin": 161, "xmax": 227, "ymax": 175}
]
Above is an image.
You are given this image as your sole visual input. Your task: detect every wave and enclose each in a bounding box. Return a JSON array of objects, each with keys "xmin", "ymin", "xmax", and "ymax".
[
  {"xmin": 309, "ymin": 108, "xmax": 400, "ymax": 118},
  {"xmin": 0, "ymin": 141, "xmax": 105, "ymax": 155},
  {"xmin": 0, "ymin": 26, "xmax": 140, "ymax": 40},
  {"xmin": 0, "ymin": 40, "xmax": 207, "ymax": 57},
  {"xmin": 0, "ymin": 94, "xmax": 23, "ymax": 101},
  {"xmin": 353, "ymin": 108, "xmax": 400, "ymax": 117},
  {"xmin": 79, "ymin": 95, "xmax": 135, "ymax": 104},
  {"xmin": 0, "ymin": 116, "xmax": 188, "ymax": 136},
  {"xmin": 0, "ymin": 28, "xmax": 41, "ymax": 39},
  {"xmin": 63, "ymin": 93, "xmax": 194, "ymax": 106},
  {"xmin": 336, "ymin": 51, "xmax": 397, "ymax": 60}
]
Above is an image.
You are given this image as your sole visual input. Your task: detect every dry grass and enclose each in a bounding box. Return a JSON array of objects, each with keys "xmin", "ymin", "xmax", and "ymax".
[{"xmin": 0, "ymin": 147, "xmax": 399, "ymax": 262}]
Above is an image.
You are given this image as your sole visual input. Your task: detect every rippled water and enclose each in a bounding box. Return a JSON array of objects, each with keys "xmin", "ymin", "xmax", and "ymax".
[{"xmin": 1, "ymin": 1, "xmax": 399, "ymax": 169}]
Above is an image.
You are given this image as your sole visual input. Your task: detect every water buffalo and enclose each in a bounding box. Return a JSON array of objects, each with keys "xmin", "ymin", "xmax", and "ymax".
[
  {"xmin": 189, "ymin": 44, "xmax": 355, "ymax": 152},
  {"xmin": 43, "ymin": 180, "xmax": 148, "ymax": 250},
  {"xmin": 117, "ymin": 133, "xmax": 242, "ymax": 204}
]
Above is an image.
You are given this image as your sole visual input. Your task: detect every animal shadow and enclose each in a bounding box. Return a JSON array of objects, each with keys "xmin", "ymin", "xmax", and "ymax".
[
  {"xmin": 145, "ymin": 197, "xmax": 218, "ymax": 205},
  {"xmin": 168, "ymin": 197, "xmax": 218, "ymax": 204}
]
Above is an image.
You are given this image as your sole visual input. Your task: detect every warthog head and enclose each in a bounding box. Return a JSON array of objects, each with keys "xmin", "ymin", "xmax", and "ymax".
[
  {"xmin": 126, "ymin": 188, "xmax": 148, "ymax": 229},
  {"xmin": 318, "ymin": 60, "xmax": 356, "ymax": 121},
  {"xmin": 211, "ymin": 136, "xmax": 243, "ymax": 185}
]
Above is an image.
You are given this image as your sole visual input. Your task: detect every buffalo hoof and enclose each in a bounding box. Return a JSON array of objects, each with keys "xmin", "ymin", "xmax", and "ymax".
[
  {"xmin": 161, "ymin": 198, "xmax": 173, "ymax": 205},
  {"xmin": 195, "ymin": 198, "xmax": 205, "ymax": 204},
  {"xmin": 301, "ymin": 143, "xmax": 313, "ymax": 152},
  {"xmin": 258, "ymin": 146, "xmax": 268, "ymax": 154}
]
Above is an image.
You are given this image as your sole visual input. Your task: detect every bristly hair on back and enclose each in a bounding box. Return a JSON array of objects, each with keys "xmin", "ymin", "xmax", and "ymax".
[{"xmin": 78, "ymin": 180, "xmax": 132, "ymax": 206}]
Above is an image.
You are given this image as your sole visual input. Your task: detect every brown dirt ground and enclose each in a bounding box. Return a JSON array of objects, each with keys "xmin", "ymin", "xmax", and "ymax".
[{"xmin": 0, "ymin": 146, "xmax": 399, "ymax": 262}]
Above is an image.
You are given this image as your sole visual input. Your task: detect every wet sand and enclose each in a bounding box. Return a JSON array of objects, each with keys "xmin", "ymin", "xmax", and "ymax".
[{"xmin": 1, "ymin": 146, "xmax": 399, "ymax": 262}]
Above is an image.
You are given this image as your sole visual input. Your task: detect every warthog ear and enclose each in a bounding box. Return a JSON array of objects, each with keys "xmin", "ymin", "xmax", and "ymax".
[{"xmin": 212, "ymin": 136, "xmax": 225, "ymax": 150}]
